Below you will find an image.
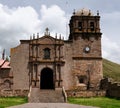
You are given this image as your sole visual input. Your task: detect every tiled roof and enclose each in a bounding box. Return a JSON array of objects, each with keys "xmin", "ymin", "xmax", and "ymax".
[{"xmin": 0, "ymin": 59, "xmax": 11, "ymax": 69}]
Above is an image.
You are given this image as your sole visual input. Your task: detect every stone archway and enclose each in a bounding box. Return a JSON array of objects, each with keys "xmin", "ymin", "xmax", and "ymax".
[{"xmin": 40, "ymin": 68, "xmax": 54, "ymax": 89}]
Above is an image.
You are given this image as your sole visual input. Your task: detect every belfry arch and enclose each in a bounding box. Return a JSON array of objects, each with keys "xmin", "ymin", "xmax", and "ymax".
[{"xmin": 40, "ymin": 68, "xmax": 54, "ymax": 89}]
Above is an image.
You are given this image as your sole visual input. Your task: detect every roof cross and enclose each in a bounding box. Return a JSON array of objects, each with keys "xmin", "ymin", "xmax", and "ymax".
[{"xmin": 45, "ymin": 27, "xmax": 50, "ymax": 36}]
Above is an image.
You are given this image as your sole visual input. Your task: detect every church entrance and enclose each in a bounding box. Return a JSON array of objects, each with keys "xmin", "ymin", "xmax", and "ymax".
[{"xmin": 40, "ymin": 68, "xmax": 54, "ymax": 89}]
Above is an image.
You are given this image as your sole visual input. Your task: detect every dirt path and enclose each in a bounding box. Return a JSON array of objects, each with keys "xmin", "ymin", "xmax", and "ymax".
[{"xmin": 8, "ymin": 103, "xmax": 99, "ymax": 108}]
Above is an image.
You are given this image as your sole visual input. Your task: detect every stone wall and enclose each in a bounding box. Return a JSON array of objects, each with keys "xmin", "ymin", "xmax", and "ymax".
[
  {"xmin": 63, "ymin": 41, "xmax": 74, "ymax": 90},
  {"xmin": 100, "ymin": 78, "xmax": 120, "ymax": 98},
  {"xmin": 0, "ymin": 89, "xmax": 29, "ymax": 97},
  {"xmin": 72, "ymin": 36, "xmax": 102, "ymax": 58},
  {"xmin": 0, "ymin": 69, "xmax": 13, "ymax": 90},
  {"xmin": 10, "ymin": 43, "xmax": 29, "ymax": 90},
  {"xmin": 71, "ymin": 59, "xmax": 102, "ymax": 90},
  {"xmin": 66, "ymin": 90, "xmax": 106, "ymax": 97}
]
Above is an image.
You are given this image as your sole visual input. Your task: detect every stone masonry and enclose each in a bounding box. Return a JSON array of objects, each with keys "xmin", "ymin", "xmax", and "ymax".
[{"xmin": 1, "ymin": 8, "xmax": 103, "ymax": 99}]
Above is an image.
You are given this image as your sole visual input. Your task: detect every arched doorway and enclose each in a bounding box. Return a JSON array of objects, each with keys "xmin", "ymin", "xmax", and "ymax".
[{"xmin": 40, "ymin": 68, "xmax": 54, "ymax": 89}]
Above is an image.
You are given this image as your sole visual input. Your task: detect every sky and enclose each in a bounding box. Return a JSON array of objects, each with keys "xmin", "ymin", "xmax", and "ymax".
[{"xmin": 0, "ymin": 0, "xmax": 120, "ymax": 64}]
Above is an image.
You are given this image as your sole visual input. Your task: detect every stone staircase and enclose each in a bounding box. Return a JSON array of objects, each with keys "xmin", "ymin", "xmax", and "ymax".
[{"xmin": 28, "ymin": 88, "xmax": 65, "ymax": 103}]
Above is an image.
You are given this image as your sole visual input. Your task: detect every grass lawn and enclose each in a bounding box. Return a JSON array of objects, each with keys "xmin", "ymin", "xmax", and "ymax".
[
  {"xmin": 68, "ymin": 97, "xmax": 120, "ymax": 108},
  {"xmin": 0, "ymin": 97, "xmax": 28, "ymax": 108}
]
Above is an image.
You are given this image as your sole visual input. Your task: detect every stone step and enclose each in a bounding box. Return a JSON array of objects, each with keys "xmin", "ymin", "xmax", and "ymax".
[{"xmin": 29, "ymin": 88, "xmax": 65, "ymax": 103}]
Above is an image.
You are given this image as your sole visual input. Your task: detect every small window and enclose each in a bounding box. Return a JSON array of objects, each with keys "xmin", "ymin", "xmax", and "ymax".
[
  {"xmin": 44, "ymin": 48, "xmax": 50, "ymax": 59},
  {"xmin": 78, "ymin": 76, "xmax": 87, "ymax": 84},
  {"xmin": 78, "ymin": 22, "xmax": 82, "ymax": 31},
  {"xmin": 79, "ymin": 78, "xmax": 84, "ymax": 83},
  {"xmin": 90, "ymin": 22, "xmax": 94, "ymax": 31}
]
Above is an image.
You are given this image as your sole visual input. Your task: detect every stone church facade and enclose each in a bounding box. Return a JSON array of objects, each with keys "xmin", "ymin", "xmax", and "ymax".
[{"xmin": 0, "ymin": 9, "xmax": 103, "ymax": 97}]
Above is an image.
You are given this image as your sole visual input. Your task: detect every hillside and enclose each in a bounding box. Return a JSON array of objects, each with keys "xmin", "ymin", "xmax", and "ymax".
[{"xmin": 103, "ymin": 59, "xmax": 120, "ymax": 82}]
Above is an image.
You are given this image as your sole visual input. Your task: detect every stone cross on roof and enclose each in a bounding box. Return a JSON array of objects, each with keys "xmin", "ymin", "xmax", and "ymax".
[{"xmin": 45, "ymin": 27, "xmax": 50, "ymax": 36}]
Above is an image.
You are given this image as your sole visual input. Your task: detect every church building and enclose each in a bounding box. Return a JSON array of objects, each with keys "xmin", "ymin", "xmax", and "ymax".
[{"xmin": 0, "ymin": 8, "xmax": 103, "ymax": 101}]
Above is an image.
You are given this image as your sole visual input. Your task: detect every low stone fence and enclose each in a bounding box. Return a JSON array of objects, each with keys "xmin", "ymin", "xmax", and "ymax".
[
  {"xmin": 66, "ymin": 90, "xmax": 106, "ymax": 97},
  {"xmin": 100, "ymin": 78, "xmax": 120, "ymax": 98},
  {"xmin": 0, "ymin": 89, "xmax": 29, "ymax": 97}
]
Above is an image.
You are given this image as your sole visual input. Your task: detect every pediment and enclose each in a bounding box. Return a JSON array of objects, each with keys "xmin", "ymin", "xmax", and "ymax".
[
  {"xmin": 31, "ymin": 36, "xmax": 55, "ymax": 45},
  {"xmin": 30, "ymin": 35, "xmax": 64, "ymax": 45},
  {"xmin": 38, "ymin": 36, "xmax": 55, "ymax": 44}
]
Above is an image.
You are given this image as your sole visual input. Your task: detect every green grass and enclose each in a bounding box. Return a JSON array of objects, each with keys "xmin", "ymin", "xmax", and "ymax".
[
  {"xmin": 103, "ymin": 59, "xmax": 120, "ymax": 82},
  {"xmin": 0, "ymin": 97, "xmax": 28, "ymax": 108},
  {"xmin": 68, "ymin": 97, "xmax": 120, "ymax": 108}
]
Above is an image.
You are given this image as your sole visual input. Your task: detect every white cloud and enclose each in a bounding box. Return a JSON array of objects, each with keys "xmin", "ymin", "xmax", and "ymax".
[
  {"xmin": 39, "ymin": 5, "xmax": 68, "ymax": 37},
  {"xmin": 102, "ymin": 35, "xmax": 120, "ymax": 63},
  {"xmin": 0, "ymin": 5, "xmax": 40, "ymax": 36},
  {"xmin": 100, "ymin": 11, "xmax": 120, "ymax": 64},
  {"xmin": 101, "ymin": 12, "xmax": 120, "ymax": 43}
]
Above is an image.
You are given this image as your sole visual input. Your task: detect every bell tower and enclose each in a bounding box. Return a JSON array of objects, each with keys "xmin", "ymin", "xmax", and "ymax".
[
  {"xmin": 68, "ymin": 8, "xmax": 103, "ymax": 90},
  {"xmin": 69, "ymin": 9, "xmax": 101, "ymax": 40}
]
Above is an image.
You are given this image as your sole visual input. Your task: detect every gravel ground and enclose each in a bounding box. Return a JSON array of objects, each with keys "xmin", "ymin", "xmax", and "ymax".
[{"xmin": 8, "ymin": 103, "xmax": 99, "ymax": 108}]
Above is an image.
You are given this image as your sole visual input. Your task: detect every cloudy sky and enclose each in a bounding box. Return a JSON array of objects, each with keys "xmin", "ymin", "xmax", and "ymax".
[{"xmin": 0, "ymin": 0, "xmax": 120, "ymax": 64}]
